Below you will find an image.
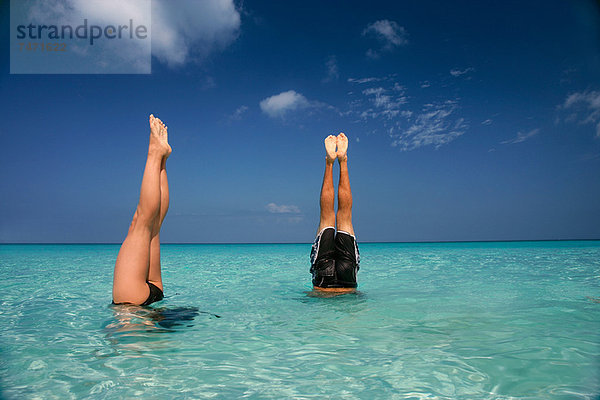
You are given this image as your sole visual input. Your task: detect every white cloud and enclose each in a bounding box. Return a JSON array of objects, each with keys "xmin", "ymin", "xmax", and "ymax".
[
  {"xmin": 348, "ymin": 77, "xmax": 380, "ymax": 84},
  {"xmin": 363, "ymin": 87, "xmax": 385, "ymax": 98},
  {"xmin": 365, "ymin": 49, "xmax": 380, "ymax": 59},
  {"xmin": 362, "ymin": 20, "xmax": 408, "ymax": 58},
  {"xmin": 28, "ymin": 0, "xmax": 149, "ymax": 27},
  {"xmin": 199, "ymin": 76, "xmax": 217, "ymax": 89},
  {"xmin": 420, "ymin": 81, "xmax": 431, "ymax": 88},
  {"xmin": 560, "ymin": 90, "xmax": 600, "ymax": 137},
  {"xmin": 363, "ymin": 20, "xmax": 408, "ymax": 48},
  {"xmin": 450, "ymin": 67, "xmax": 475, "ymax": 77},
  {"xmin": 151, "ymin": 0, "xmax": 240, "ymax": 67},
  {"xmin": 352, "ymin": 79, "xmax": 408, "ymax": 121},
  {"xmin": 560, "ymin": 67, "xmax": 577, "ymax": 85},
  {"xmin": 501, "ymin": 128, "xmax": 540, "ymax": 144},
  {"xmin": 323, "ymin": 55, "xmax": 339, "ymax": 82},
  {"xmin": 392, "ymin": 82, "xmax": 404, "ymax": 91},
  {"xmin": 260, "ymin": 90, "xmax": 310, "ymax": 118},
  {"xmin": 361, "ymin": 86, "xmax": 408, "ymax": 119},
  {"xmin": 266, "ymin": 203, "xmax": 300, "ymax": 214},
  {"xmin": 25, "ymin": 0, "xmax": 152, "ymax": 72},
  {"xmin": 481, "ymin": 119, "xmax": 493, "ymax": 125},
  {"xmin": 347, "ymin": 76, "xmax": 467, "ymax": 150},
  {"xmin": 229, "ymin": 105, "xmax": 248, "ymax": 120},
  {"xmin": 391, "ymin": 101, "xmax": 467, "ymax": 150},
  {"xmin": 27, "ymin": 0, "xmax": 241, "ymax": 69}
]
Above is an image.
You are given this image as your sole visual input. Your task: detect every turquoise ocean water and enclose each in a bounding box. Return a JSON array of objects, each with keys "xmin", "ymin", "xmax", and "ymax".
[{"xmin": 0, "ymin": 242, "xmax": 599, "ymax": 399}]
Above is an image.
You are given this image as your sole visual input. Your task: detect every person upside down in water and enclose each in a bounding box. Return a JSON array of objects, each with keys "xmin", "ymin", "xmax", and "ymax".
[
  {"xmin": 112, "ymin": 115, "xmax": 171, "ymax": 306},
  {"xmin": 310, "ymin": 133, "xmax": 360, "ymax": 292}
]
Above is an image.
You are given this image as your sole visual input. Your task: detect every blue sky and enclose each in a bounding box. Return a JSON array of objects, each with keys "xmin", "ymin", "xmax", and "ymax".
[{"xmin": 1, "ymin": 0, "xmax": 600, "ymax": 243}]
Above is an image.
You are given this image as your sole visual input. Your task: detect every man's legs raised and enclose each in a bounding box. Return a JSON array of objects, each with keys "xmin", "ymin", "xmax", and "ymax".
[
  {"xmin": 335, "ymin": 133, "xmax": 354, "ymax": 236},
  {"xmin": 318, "ymin": 135, "xmax": 337, "ymax": 233}
]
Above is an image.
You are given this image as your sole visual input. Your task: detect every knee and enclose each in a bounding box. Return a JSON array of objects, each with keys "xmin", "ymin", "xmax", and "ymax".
[
  {"xmin": 320, "ymin": 207, "xmax": 336, "ymax": 220},
  {"xmin": 338, "ymin": 199, "xmax": 353, "ymax": 213},
  {"xmin": 127, "ymin": 210, "xmax": 138, "ymax": 232},
  {"xmin": 133, "ymin": 206, "xmax": 158, "ymax": 231}
]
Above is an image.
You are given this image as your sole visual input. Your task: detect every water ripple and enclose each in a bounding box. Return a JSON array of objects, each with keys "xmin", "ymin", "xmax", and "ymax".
[{"xmin": 0, "ymin": 243, "xmax": 599, "ymax": 398}]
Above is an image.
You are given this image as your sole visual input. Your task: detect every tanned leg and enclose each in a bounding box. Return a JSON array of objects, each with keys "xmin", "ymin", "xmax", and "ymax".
[
  {"xmin": 147, "ymin": 155, "xmax": 170, "ymax": 291},
  {"xmin": 335, "ymin": 133, "xmax": 354, "ymax": 236},
  {"xmin": 318, "ymin": 135, "xmax": 337, "ymax": 233},
  {"xmin": 113, "ymin": 115, "xmax": 171, "ymax": 305}
]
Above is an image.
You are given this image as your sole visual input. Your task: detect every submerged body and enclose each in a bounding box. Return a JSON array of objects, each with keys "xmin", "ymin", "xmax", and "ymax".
[{"xmin": 310, "ymin": 133, "xmax": 360, "ymax": 292}]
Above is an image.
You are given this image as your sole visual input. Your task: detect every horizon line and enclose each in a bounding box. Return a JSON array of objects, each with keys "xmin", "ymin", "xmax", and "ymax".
[{"xmin": 1, "ymin": 238, "xmax": 599, "ymax": 245}]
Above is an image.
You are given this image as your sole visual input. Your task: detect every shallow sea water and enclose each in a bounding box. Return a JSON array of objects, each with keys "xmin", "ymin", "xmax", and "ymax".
[{"xmin": 0, "ymin": 242, "xmax": 599, "ymax": 399}]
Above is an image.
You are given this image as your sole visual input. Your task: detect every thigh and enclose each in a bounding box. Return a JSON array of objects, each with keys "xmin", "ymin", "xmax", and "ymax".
[
  {"xmin": 334, "ymin": 231, "xmax": 359, "ymax": 263},
  {"xmin": 336, "ymin": 211, "xmax": 354, "ymax": 236},
  {"xmin": 334, "ymin": 231, "xmax": 360, "ymax": 287},
  {"xmin": 113, "ymin": 228, "xmax": 152, "ymax": 304},
  {"xmin": 310, "ymin": 227, "xmax": 336, "ymax": 284}
]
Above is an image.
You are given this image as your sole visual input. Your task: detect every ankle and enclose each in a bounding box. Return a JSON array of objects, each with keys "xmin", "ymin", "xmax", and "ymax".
[{"xmin": 148, "ymin": 148, "xmax": 165, "ymax": 159}]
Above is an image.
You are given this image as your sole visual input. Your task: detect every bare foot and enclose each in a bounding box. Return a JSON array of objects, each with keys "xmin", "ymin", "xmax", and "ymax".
[
  {"xmin": 156, "ymin": 116, "xmax": 172, "ymax": 159},
  {"xmin": 336, "ymin": 132, "xmax": 348, "ymax": 161},
  {"xmin": 149, "ymin": 114, "xmax": 171, "ymax": 157},
  {"xmin": 324, "ymin": 135, "xmax": 337, "ymax": 163}
]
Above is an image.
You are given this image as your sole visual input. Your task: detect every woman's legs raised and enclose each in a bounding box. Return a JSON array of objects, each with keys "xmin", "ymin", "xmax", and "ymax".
[
  {"xmin": 112, "ymin": 115, "xmax": 171, "ymax": 305},
  {"xmin": 147, "ymin": 156, "xmax": 169, "ymax": 290}
]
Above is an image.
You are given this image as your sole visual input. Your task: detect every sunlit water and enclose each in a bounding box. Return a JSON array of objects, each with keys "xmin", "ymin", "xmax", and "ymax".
[{"xmin": 1, "ymin": 242, "xmax": 599, "ymax": 399}]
